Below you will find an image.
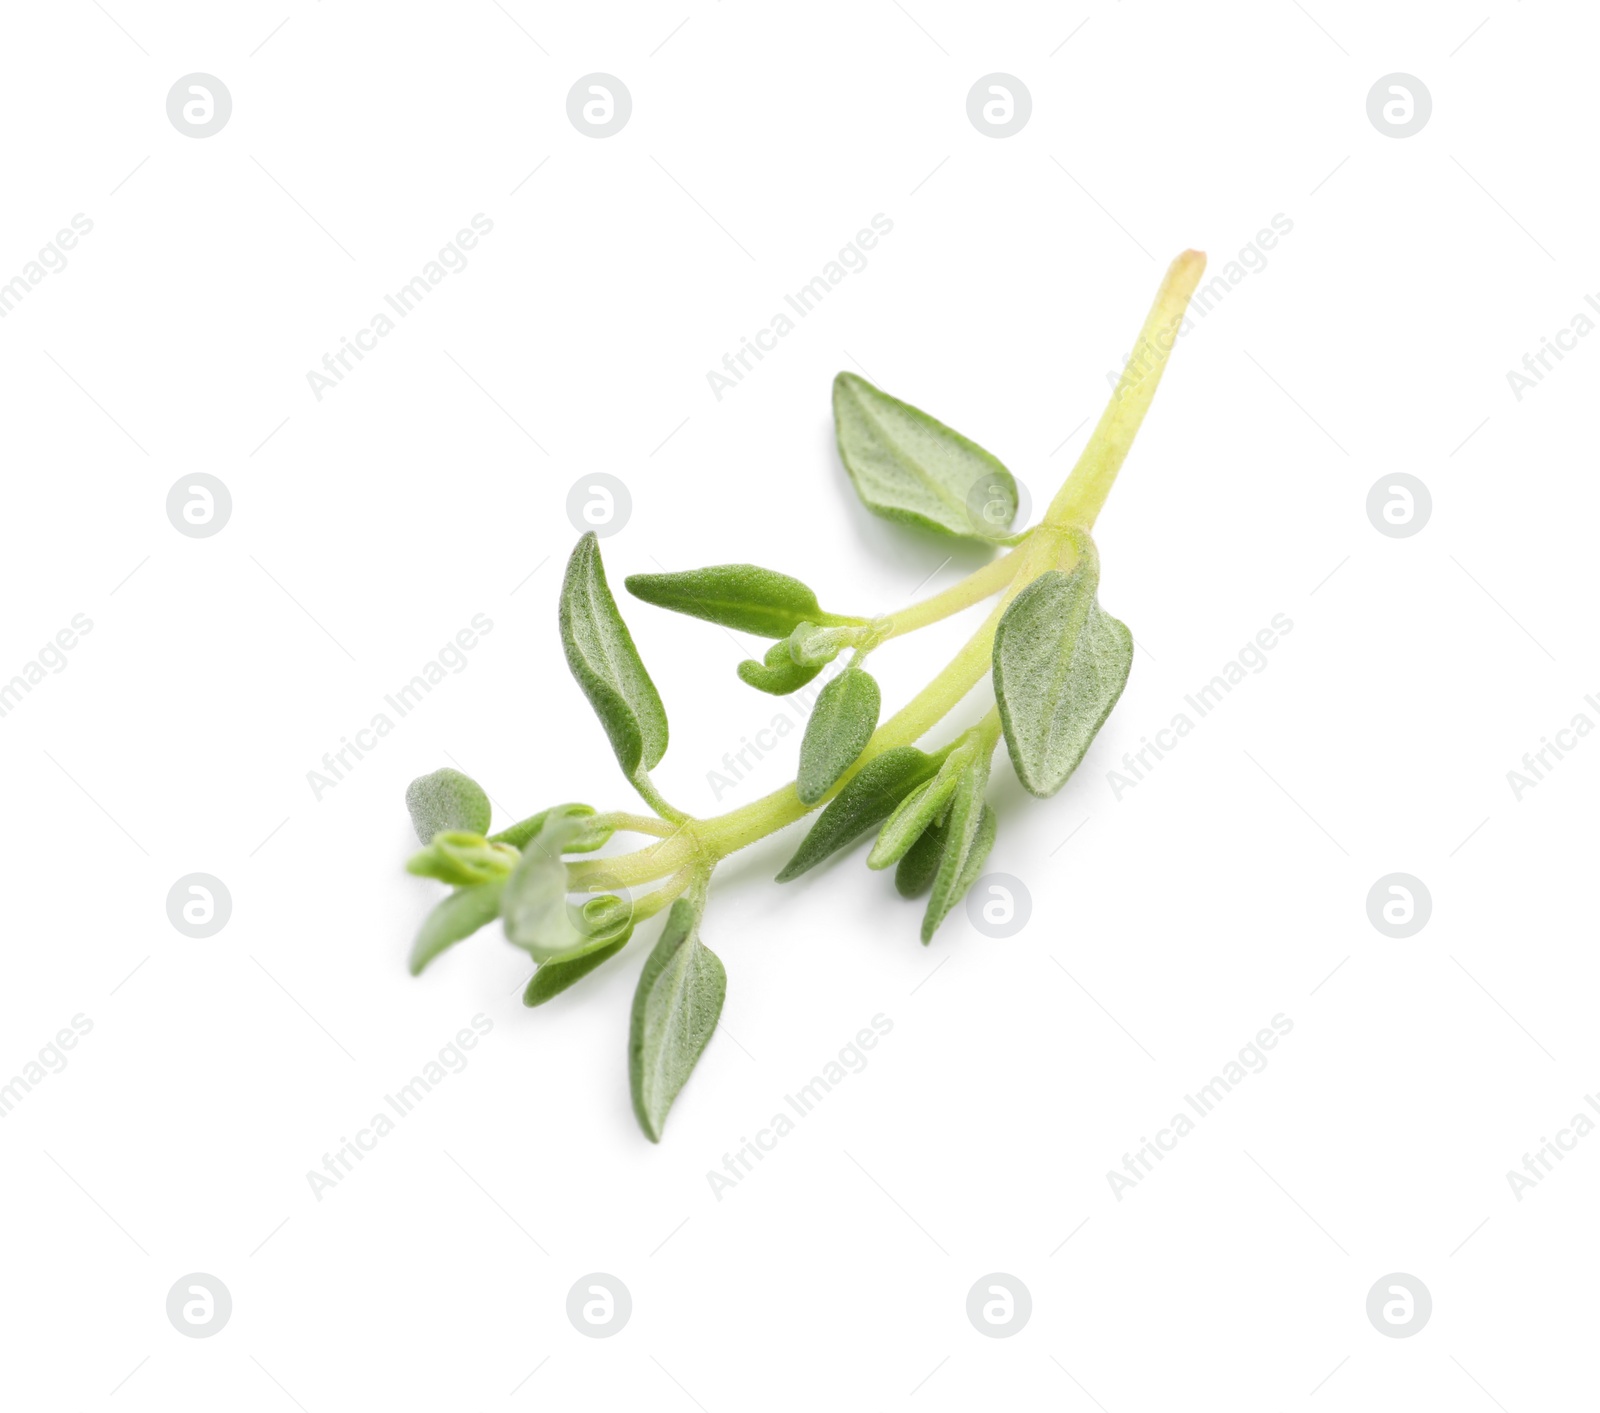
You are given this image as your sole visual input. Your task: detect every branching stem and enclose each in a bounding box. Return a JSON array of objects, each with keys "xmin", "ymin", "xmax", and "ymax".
[{"xmin": 568, "ymin": 251, "xmax": 1206, "ymax": 897}]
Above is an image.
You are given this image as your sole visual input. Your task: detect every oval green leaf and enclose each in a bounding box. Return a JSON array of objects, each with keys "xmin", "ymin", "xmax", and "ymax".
[
  {"xmin": 626, "ymin": 564, "xmax": 849, "ymax": 638},
  {"xmin": 894, "ymin": 818, "xmax": 946, "ymax": 898},
  {"xmin": 629, "ymin": 899, "xmax": 726, "ymax": 1142},
  {"xmin": 796, "ymin": 667, "xmax": 881, "ymax": 806},
  {"xmin": 922, "ymin": 804, "xmax": 996, "ymax": 943},
  {"xmin": 833, "ymin": 372, "xmax": 1017, "ymax": 541},
  {"xmin": 406, "ymin": 767, "xmax": 491, "ymax": 843},
  {"xmin": 523, "ymin": 931, "xmax": 631, "ymax": 1007},
  {"xmin": 866, "ymin": 771, "xmax": 958, "ymax": 870},
  {"xmin": 992, "ymin": 561, "xmax": 1133, "ymax": 798},
  {"xmin": 560, "ymin": 532, "xmax": 669, "ymax": 781}
]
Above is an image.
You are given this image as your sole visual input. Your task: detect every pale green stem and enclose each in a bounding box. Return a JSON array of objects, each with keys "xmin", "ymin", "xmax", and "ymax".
[
  {"xmin": 696, "ymin": 593, "xmax": 1019, "ymax": 861},
  {"xmin": 592, "ymin": 810, "xmax": 675, "ymax": 838},
  {"xmin": 573, "ymin": 253, "xmax": 1207, "ymax": 890},
  {"xmin": 1046, "ymin": 249, "xmax": 1207, "ymax": 531},
  {"xmin": 630, "ymin": 769, "xmax": 687, "ymax": 824},
  {"xmin": 810, "ymin": 546, "xmax": 1024, "ymax": 661},
  {"xmin": 619, "ymin": 866, "xmax": 696, "ymax": 922},
  {"xmin": 878, "ymin": 548, "xmax": 1024, "ymax": 638},
  {"xmin": 568, "ymin": 824, "xmax": 698, "ymax": 890},
  {"xmin": 569, "ymin": 599, "xmax": 1006, "ymax": 888}
]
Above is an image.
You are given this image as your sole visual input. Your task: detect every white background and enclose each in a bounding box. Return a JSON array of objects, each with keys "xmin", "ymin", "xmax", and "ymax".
[{"xmin": 1, "ymin": 1, "xmax": 1595, "ymax": 1407}]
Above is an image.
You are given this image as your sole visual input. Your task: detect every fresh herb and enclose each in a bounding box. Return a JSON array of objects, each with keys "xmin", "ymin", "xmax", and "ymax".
[
  {"xmin": 400, "ymin": 252, "xmax": 1207, "ymax": 1139},
  {"xmin": 796, "ymin": 666, "xmax": 882, "ymax": 805}
]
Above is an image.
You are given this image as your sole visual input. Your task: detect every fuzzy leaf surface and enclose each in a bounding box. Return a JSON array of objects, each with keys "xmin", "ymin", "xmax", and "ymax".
[
  {"xmin": 993, "ymin": 564, "xmax": 1133, "ymax": 797},
  {"xmin": 777, "ymin": 746, "xmax": 943, "ymax": 881},
  {"xmin": 409, "ymin": 878, "xmax": 506, "ymax": 976},
  {"xmin": 523, "ymin": 933, "xmax": 630, "ymax": 1007},
  {"xmin": 796, "ymin": 667, "xmax": 881, "ymax": 805},
  {"xmin": 406, "ymin": 768, "xmax": 491, "ymax": 843},
  {"xmin": 626, "ymin": 564, "xmax": 843, "ymax": 638},
  {"xmin": 629, "ymin": 899, "xmax": 726, "ymax": 1142},
  {"xmin": 922, "ymin": 804, "xmax": 996, "ymax": 943},
  {"xmin": 833, "ymin": 372, "xmax": 1017, "ymax": 540},
  {"xmin": 895, "ymin": 819, "xmax": 947, "ymax": 898},
  {"xmin": 560, "ymin": 532, "xmax": 668, "ymax": 780}
]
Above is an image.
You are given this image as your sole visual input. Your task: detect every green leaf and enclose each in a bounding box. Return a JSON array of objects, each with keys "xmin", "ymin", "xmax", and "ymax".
[
  {"xmin": 833, "ymin": 371, "xmax": 1018, "ymax": 541},
  {"xmin": 992, "ymin": 557, "xmax": 1133, "ymax": 798},
  {"xmin": 629, "ymin": 898, "xmax": 726, "ymax": 1142},
  {"xmin": 523, "ymin": 931, "xmax": 631, "ymax": 1007},
  {"xmin": 626, "ymin": 564, "xmax": 852, "ymax": 638},
  {"xmin": 865, "ymin": 731, "xmax": 988, "ymax": 870},
  {"xmin": 737, "ymin": 640, "xmax": 824, "ymax": 696},
  {"xmin": 409, "ymin": 878, "xmax": 505, "ymax": 975},
  {"xmin": 405, "ymin": 831, "xmax": 519, "ymax": 886},
  {"xmin": 560, "ymin": 532, "xmax": 669, "ymax": 781},
  {"xmin": 894, "ymin": 819, "xmax": 946, "ymax": 898},
  {"xmin": 796, "ymin": 667, "xmax": 881, "ymax": 805},
  {"xmin": 922, "ymin": 804, "xmax": 996, "ymax": 943},
  {"xmin": 406, "ymin": 767, "xmax": 491, "ymax": 843},
  {"xmin": 489, "ymin": 804, "xmax": 611, "ymax": 852},
  {"xmin": 501, "ymin": 807, "xmax": 615, "ymax": 964},
  {"xmin": 921, "ymin": 742, "xmax": 995, "ymax": 942},
  {"xmin": 776, "ymin": 745, "xmax": 944, "ymax": 881},
  {"xmin": 866, "ymin": 771, "xmax": 959, "ymax": 870}
]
